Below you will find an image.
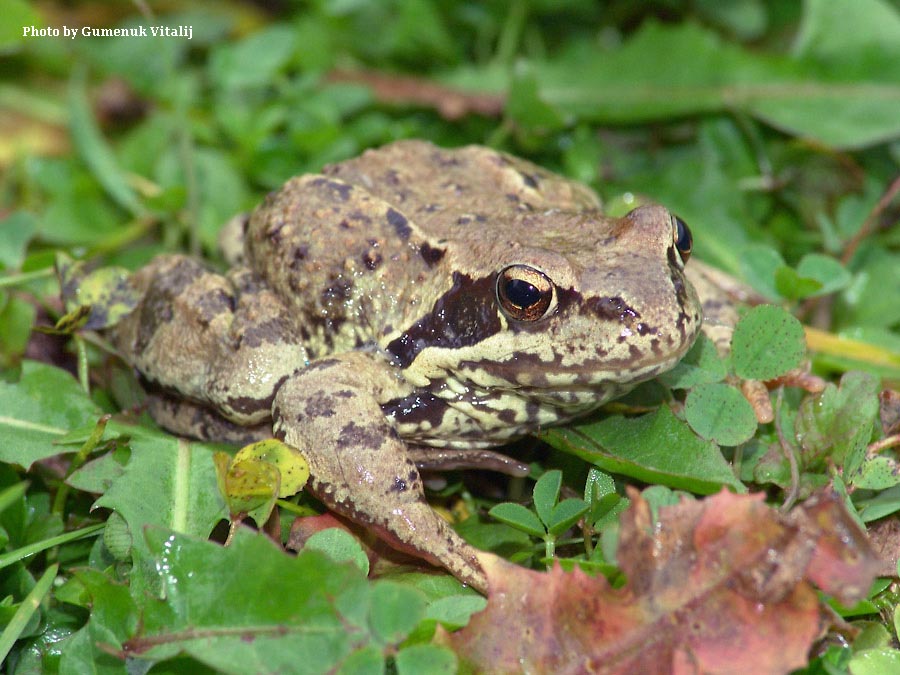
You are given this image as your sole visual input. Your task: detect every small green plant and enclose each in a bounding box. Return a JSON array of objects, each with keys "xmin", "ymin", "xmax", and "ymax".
[{"xmin": 488, "ymin": 470, "xmax": 589, "ymax": 562}]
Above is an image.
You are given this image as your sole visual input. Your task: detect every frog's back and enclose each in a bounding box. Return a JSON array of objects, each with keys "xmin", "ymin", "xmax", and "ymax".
[{"xmin": 242, "ymin": 141, "xmax": 600, "ymax": 356}]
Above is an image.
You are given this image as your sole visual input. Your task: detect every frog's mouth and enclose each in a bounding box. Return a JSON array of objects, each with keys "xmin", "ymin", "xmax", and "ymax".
[{"xmin": 453, "ymin": 340, "xmax": 694, "ymax": 397}]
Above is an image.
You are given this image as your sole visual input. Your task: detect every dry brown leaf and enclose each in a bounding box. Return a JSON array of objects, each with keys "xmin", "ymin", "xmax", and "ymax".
[{"xmin": 448, "ymin": 489, "xmax": 878, "ymax": 675}]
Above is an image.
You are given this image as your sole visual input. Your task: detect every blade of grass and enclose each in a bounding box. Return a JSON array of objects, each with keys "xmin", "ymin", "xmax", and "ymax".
[
  {"xmin": 0, "ymin": 563, "xmax": 58, "ymax": 663},
  {"xmin": 68, "ymin": 67, "xmax": 144, "ymax": 217},
  {"xmin": 0, "ymin": 523, "xmax": 104, "ymax": 570},
  {"xmin": 0, "ymin": 481, "xmax": 29, "ymax": 513}
]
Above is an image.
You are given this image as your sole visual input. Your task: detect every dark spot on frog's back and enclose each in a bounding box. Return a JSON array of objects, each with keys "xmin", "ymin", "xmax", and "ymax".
[
  {"xmin": 518, "ymin": 171, "xmax": 540, "ymax": 189},
  {"xmin": 419, "ymin": 242, "xmax": 445, "ymax": 267},
  {"xmin": 386, "ymin": 272, "xmax": 499, "ymax": 368},
  {"xmin": 309, "ymin": 177, "xmax": 353, "ymax": 201},
  {"xmin": 337, "ymin": 421, "xmax": 386, "ymax": 450},
  {"xmin": 195, "ymin": 288, "xmax": 235, "ymax": 326},
  {"xmin": 362, "ymin": 249, "xmax": 383, "ymax": 271},
  {"xmin": 386, "ymin": 208, "xmax": 411, "ymax": 240}
]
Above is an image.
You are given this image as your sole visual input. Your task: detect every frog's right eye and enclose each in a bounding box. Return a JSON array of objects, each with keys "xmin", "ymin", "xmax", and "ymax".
[
  {"xmin": 496, "ymin": 265, "xmax": 555, "ymax": 322},
  {"xmin": 673, "ymin": 215, "xmax": 692, "ymax": 263}
]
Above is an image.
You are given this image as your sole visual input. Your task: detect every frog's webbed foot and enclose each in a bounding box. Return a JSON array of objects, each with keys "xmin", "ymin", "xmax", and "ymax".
[
  {"xmin": 273, "ymin": 353, "xmax": 488, "ymax": 592},
  {"xmin": 407, "ymin": 447, "xmax": 530, "ymax": 476}
]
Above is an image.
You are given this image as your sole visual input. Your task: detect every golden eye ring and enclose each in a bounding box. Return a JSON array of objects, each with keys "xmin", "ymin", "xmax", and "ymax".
[
  {"xmin": 496, "ymin": 265, "xmax": 555, "ymax": 321},
  {"xmin": 673, "ymin": 215, "xmax": 693, "ymax": 263}
]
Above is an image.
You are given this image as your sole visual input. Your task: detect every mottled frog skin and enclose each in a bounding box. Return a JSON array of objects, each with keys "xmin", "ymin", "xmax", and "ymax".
[{"xmin": 108, "ymin": 140, "xmax": 703, "ymax": 591}]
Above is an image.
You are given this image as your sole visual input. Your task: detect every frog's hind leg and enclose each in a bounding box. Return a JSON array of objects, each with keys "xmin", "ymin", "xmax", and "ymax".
[
  {"xmin": 108, "ymin": 254, "xmax": 309, "ymax": 432},
  {"xmin": 144, "ymin": 391, "xmax": 273, "ymax": 445},
  {"xmin": 273, "ymin": 351, "xmax": 489, "ymax": 592}
]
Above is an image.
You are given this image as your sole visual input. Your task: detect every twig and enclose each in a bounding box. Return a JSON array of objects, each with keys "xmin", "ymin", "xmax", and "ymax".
[{"xmin": 841, "ymin": 173, "xmax": 900, "ymax": 265}]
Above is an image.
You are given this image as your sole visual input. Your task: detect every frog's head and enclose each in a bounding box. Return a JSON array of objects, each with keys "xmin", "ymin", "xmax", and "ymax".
[{"xmin": 388, "ymin": 204, "xmax": 702, "ymax": 406}]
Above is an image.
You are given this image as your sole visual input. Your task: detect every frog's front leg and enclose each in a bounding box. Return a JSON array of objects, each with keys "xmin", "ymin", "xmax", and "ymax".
[{"xmin": 272, "ymin": 352, "xmax": 488, "ymax": 592}]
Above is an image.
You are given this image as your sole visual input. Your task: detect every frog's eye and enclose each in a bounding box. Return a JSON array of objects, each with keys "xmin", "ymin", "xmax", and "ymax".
[
  {"xmin": 673, "ymin": 215, "xmax": 692, "ymax": 263},
  {"xmin": 496, "ymin": 265, "xmax": 555, "ymax": 321}
]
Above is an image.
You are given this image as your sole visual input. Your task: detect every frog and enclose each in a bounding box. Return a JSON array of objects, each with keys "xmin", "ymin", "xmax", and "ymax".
[{"xmin": 105, "ymin": 140, "xmax": 703, "ymax": 592}]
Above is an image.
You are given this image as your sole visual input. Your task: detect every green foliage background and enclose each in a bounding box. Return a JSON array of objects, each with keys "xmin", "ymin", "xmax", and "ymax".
[{"xmin": 1, "ymin": 0, "xmax": 899, "ymax": 672}]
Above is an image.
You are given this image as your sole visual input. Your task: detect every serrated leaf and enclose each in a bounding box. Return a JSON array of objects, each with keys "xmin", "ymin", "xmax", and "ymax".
[
  {"xmin": 119, "ymin": 528, "xmax": 393, "ymax": 673},
  {"xmin": 0, "ymin": 361, "xmax": 101, "ymax": 469},
  {"xmin": 92, "ymin": 424, "xmax": 227, "ymax": 558},
  {"xmin": 731, "ymin": 305, "xmax": 806, "ymax": 380},
  {"xmin": 542, "ymin": 405, "xmax": 744, "ymax": 494},
  {"xmin": 684, "ymin": 383, "xmax": 758, "ymax": 447},
  {"xmin": 488, "ymin": 503, "xmax": 545, "ymax": 538},
  {"xmin": 531, "ymin": 13, "xmax": 900, "ymax": 149}
]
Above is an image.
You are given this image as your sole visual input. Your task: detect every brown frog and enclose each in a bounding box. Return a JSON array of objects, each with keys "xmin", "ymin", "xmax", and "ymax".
[{"xmin": 106, "ymin": 140, "xmax": 703, "ymax": 591}]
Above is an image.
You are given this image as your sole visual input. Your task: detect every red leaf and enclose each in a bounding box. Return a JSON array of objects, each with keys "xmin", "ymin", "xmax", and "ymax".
[{"xmin": 448, "ymin": 489, "xmax": 878, "ymax": 675}]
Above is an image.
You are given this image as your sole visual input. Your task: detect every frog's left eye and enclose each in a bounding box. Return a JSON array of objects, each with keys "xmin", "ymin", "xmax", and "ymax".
[
  {"xmin": 673, "ymin": 215, "xmax": 693, "ymax": 263},
  {"xmin": 496, "ymin": 265, "xmax": 555, "ymax": 321}
]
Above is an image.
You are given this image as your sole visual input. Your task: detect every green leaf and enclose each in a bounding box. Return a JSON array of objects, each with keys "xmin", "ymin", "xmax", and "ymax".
[
  {"xmin": 856, "ymin": 484, "xmax": 900, "ymax": 523},
  {"xmin": 731, "ymin": 305, "xmax": 806, "ymax": 380},
  {"xmin": 0, "ymin": 361, "xmax": 101, "ymax": 469},
  {"xmin": 210, "ymin": 25, "xmax": 297, "ymax": 91},
  {"xmin": 424, "ymin": 595, "xmax": 486, "ymax": 630},
  {"xmin": 546, "ymin": 498, "xmax": 590, "ymax": 536},
  {"xmin": 774, "ymin": 265, "xmax": 823, "ymax": 301},
  {"xmin": 853, "ymin": 456, "xmax": 900, "ymax": 491},
  {"xmin": 0, "ymin": 295, "xmax": 37, "ymax": 367},
  {"xmin": 369, "ymin": 581, "xmax": 427, "ymax": 645},
  {"xmin": 542, "ymin": 405, "xmax": 744, "ymax": 494},
  {"xmin": 533, "ymin": 15, "xmax": 900, "ymax": 149},
  {"xmin": 129, "ymin": 528, "xmax": 379, "ymax": 673},
  {"xmin": 395, "ymin": 644, "xmax": 458, "ymax": 675},
  {"xmin": 657, "ymin": 333, "xmax": 728, "ymax": 389},
  {"xmin": 506, "ymin": 69, "xmax": 567, "ymax": 133},
  {"xmin": 795, "ymin": 254, "xmax": 852, "ymax": 296},
  {"xmin": 0, "ymin": 523, "xmax": 103, "ymax": 571},
  {"xmin": 0, "ymin": 212, "xmax": 37, "ymax": 270},
  {"xmin": 684, "ymin": 383, "xmax": 758, "ymax": 447},
  {"xmin": 304, "ymin": 528, "xmax": 370, "ymax": 575},
  {"xmin": 488, "ymin": 503, "xmax": 545, "ymax": 538},
  {"xmin": 847, "ymin": 648, "xmax": 900, "ymax": 674},
  {"xmin": 738, "ymin": 244, "xmax": 785, "ymax": 300},
  {"xmin": 0, "ymin": 563, "xmax": 58, "ymax": 664},
  {"xmin": 794, "ymin": 371, "xmax": 880, "ymax": 476},
  {"xmin": 87, "ymin": 424, "xmax": 227, "ymax": 558},
  {"xmin": 532, "ymin": 470, "xmax": 562, "ymax": 527}
]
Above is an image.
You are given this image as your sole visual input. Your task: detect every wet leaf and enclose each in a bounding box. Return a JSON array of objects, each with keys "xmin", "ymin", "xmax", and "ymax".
[{"xmin": 449, "ymin": 490, "xmax": 879, "ymax": 674}]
